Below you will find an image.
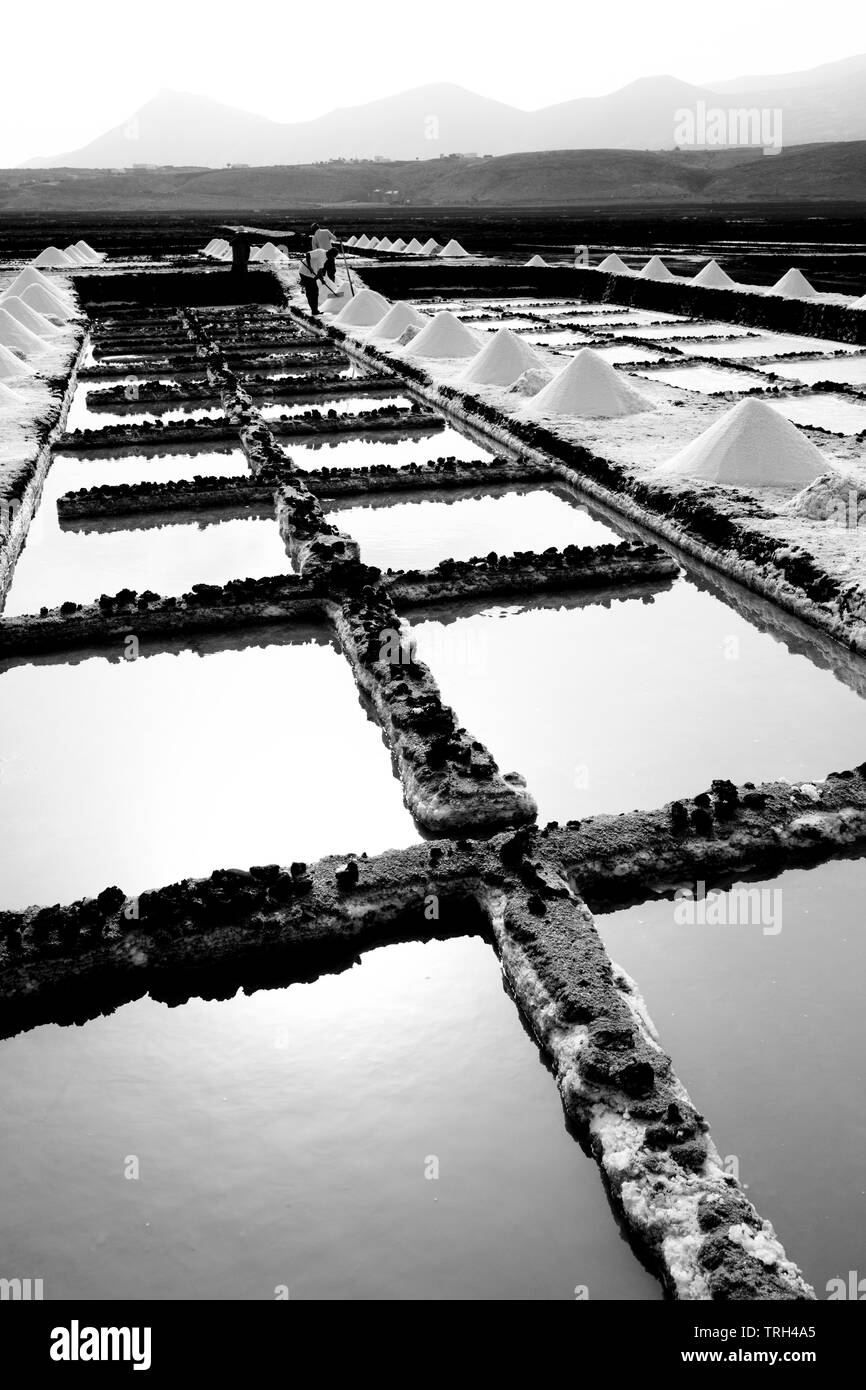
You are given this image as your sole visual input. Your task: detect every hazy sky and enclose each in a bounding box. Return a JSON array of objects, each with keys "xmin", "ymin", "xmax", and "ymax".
[{"xmin": 3, "ymin": 0, "xmax": 864, "ymax": 166}]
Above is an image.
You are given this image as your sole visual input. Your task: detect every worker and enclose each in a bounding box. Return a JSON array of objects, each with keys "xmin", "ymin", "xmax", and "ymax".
[
  {"xmin": 311, "ymin": 222, "xmax": 339, "ymax": 281},
  {"xmin": 298, "ymin": 245, "xmax": 329, "ymax": 316}
]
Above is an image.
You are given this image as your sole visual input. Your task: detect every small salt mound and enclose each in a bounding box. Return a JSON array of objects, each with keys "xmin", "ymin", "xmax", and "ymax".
[
  {"xmin": 0, "ymin": 379, "xmax": 19, "ymax": 406},
  {"xmin": 390, "ymin": 238, "xmax": 407, "ymax": 252},
  {"xmin": 376, "ymin": 238, "xmax": 393, "ymax": 252},
  {"xmin": 0, "ymin": 342, "xmax": 35, "ymax": 379},
  {"xmin": 509, "ymin": 366, "xmax": 553, "ymax": 397},
  {"xmin": 20, "ymin": 283, "xmax": 73, "ymax": 321},
  {"xmin": 355, "ymin": 235, "xmax": 371, "ymax": 249},
  {"xmin": 63, "ymin": 245, "xmax": 89, "ymax": 266},
  {"xmin": 639, "ymin": 255, "xmax": 674, "ymax": 281},
  {"xmin": 785, "ymin": 470, "xmax": 856, "ymax": 520},
  {"xmin": 403, "ymin": 238, "xmax": 424, "ymax": 255},
  {"xmin": 596, "ymin": 253, "xmax": 630, "ymax": 273},
  {"xmin": 420, "ymin": 238, "xmax": 440, "ymax": 254},
  {"xmin": 659, "ymin": 398, "xmax": 827, "ymax": 488},
  {"xmin": 371, "ymin": 300, "xmax": 427, "ymax": 339},
  {"xmin": 334, "ymin": 288, "xmax": 390, "ymax": 327},
  {"xmin": 767, "ymin": 268, "xmax": 818, "ymax": 299},
  {"xmin": 0, "ymin": 306, "xmax": 46, "ymax": 355},
  {"xmin": 694, "ymin": 259, "xmax": 736, "ymax": 289},
  {"xmin": 437, "ymin": 239, "xmax": 470, "ymax": 258},
  {"xmin": 460, "ymin": 326, "xmax": 545, "ymax": 386},
  {"xmin": 406, "ymin": 309, "xmax": 481, "ymax": 359},
  {"xmin": 75, "ymin": 240, "xmax": 102, "ymax": 261},
  {"xmin": 204, "ymin": 239, "xmax": 219, "ymax": 254},
  {"xmin": 249, "ymin": 247, "xmax": 264, "ymax": 262},
  {"xmin": 33, "ymin": 247, "xmax": 74, "ymax": 268},
  {"xmin": 527, "ymin": 347, "xmax": 652, "ymax": 418},
  {"xmin": 853, "ymin": 293, "xmax": 866, "ymax": 309},
  {"xmin": 5, "ymin": 265, "xmax": 67, "ymax": 301},
  {"xmin": 525, "ymin": 254, "xmax": 548, "ymax": 267},
  {"xmin": 256, "ymin": 242, "xmax": 282, "ymax": 262},
  {"xmin": 345, "ymin": 236, "xmax": 357, "ymax": 247},
  {"xmin": 1, "ymin": 296, "xmax": 60, "ymax": 338}
]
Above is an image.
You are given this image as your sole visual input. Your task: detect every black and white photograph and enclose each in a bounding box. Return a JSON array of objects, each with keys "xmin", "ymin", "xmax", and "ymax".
[{"xmin": 1, "ymin": 0, "xmax": 865, "ymax": 1358}]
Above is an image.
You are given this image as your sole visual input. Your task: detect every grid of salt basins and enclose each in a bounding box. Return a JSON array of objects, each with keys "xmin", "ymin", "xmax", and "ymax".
[{"xmin": 2, "ymin": 281, "xmax": 865, "ymax": 1299}]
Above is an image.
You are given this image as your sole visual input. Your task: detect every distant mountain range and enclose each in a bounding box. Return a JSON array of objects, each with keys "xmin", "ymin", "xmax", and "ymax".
[
  {"xmin": 19, "ymin": 54, "xmax": 866, "ymax": 168},
  {"xmin": 4, "ymin": 142, "xmax": 865, "ymax": 211}
]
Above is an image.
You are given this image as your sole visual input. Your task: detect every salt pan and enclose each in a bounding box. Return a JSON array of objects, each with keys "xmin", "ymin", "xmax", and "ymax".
[
  {"xmin": 659, "ymin": 397, "xmax": 827, "ymax": 488},
  {"xmin": 405, "ymin": 309, "xmax": 481, "ymax": 358},
  {"xmin": 526, "ymin": 347, "xmax": 653, "ymax": 418},
  {"xmin": 460, "ymin": 326, "xmax": 545, "ymax": 386}
]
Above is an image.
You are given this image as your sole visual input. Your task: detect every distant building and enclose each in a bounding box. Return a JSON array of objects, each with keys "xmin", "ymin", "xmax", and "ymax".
[{"xmin": 227, "ymin": 163, "xmax": 250, "ymax": 169}]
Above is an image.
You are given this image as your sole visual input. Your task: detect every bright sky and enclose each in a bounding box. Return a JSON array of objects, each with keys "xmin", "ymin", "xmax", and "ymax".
[{"xmin": 2, "ymin": 0, "xmax": 864, "ymax": 166}]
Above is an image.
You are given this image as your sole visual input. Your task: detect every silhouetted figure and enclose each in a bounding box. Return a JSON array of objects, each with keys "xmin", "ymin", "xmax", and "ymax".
[
  {"xmin": 299, "ymin": 246, "xmax": 328, "ymax": 315},
  {"xmin": 311, "ymin": 222, "xmax": 339, "ymax": 280},
  {"xmin": 229, "ymin": 231, "xmax": 254, "ymax": 273}
]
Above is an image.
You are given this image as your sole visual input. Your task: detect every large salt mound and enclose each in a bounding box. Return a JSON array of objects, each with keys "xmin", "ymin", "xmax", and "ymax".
[
  {"xmin": 0, "ymin": 307, "xmax": 46, "ymax": 355},
  {"xmin": 438, "ymin": 239, "xmax": 470, "ymax": 258},
  {"xmin": 639, "ymin": 255, "xmax": 674, "ymax": 281},
  {"xmin": 20, "ymin": 283, "xmax": 73, "ymax": 321},
  {"xmin": 64, "ymin": 245, "xmax": 89, "ymax": 266},
  {"xmin": 460, "ymin": 326, "xmax": 545, "ymax": 386},
  {"xmin": 0, "ymin": 378, "xmax": 19, "ymax": 406},
  {"xmin": 659, "ymin": 398, "xmax": 827, "ymax": 488},
  {"xmin": 525, "ymin": 254, "xmax": 548, "ymax": 268},
  {"xmin": 75, "ymin": 240, "xmax": 102, "ymax": 262},
  {"xmin": 767, "ymin": 267, "xmax": 818, "ymax": 299},
  {"xmin": 853, "ymin": 293, "xmax": 866, "ymax": 309},
  {"xmin": 344, "ymin": 236, "xmax": 357, "ymax": 247},
  {"xmin": 596, "ymin": 253, "xmax": 630, "ymax": 273},
  {"xmin": 376, "ymin": 238, "xmax": 393, "ymax": 252},
  {"xmin": 334, "ymin": 288, "xmax": 390, "ymax": 327},
  {"xmin": 390, "ymin": 238, "xmax": 407, "ymax": 252},
  {"xmin": 1, "ymin": 296, "xmax": 60, "ymax": 338},
  {"xmin": 405, "ymin": 309, "xmax": 481, "ymax": 359},
  {"xmin": 421, "ymin": 238, "xmax": 440, "ymax": 254},
  {"xmin": 33, "ymin": 247, "xmax": 74, "ymax": 268},
  {"xmin": 5, "ymin": 265, "xmax": 67, "ymax": 301},
  {"xmin": 0, "ymin": 342, "xmax": 35, "ymax": 380},
  {"xmin": 693, "ymin": 259, "xmax": 736, "ymax": 289},
  {"xmin": 371, "ymin": 300, "xmax": 427, "ymax": 339},
  {"xmin": 355, "ymin": 235, "xmax": 371, "ymax": 249},
  {"xmin": 403, "ymin": 238, "xmax": 424, "ymax": 254},
  {"xmin": 526, "ymin": 347, "xmax": 653, "ymax": 418}
]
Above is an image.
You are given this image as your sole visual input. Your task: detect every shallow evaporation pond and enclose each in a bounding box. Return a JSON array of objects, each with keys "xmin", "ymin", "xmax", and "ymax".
[
  {"xmin": 0, "ymin": 628, "xmax": 417, "ymax": 908},
  {"xmin": 609, "ymin": 323, "xmax": 759, "ymax": 341},
  {"xmin": 586, "ymin": 344, "xmax": 669, "ymax": 365},
  {"xmin": 634, "ymin": 365, "xmax": 766, "ymax": 394},
  {"xmin": 65, "ymin": 387, "xmax": 224, "ymax": 432},
  {"xmin": 756, "ymin": 355, "xmax": 866, "ymax": 387},
  {"xmin": 260, "ymin": 394, "xmax": 412, "ymax": 422},
  {"xmin": 407, "ymin": 579, "xmax": 866, "ymax": 821},
  {"xmin": 674, "ymin": 336, "xmax": 859, "ymax": 361},
  {"xmin": 2, "ymin": 449, "xmax": 288, "ymax": 618},
  {"xmin": 524, "ymin": 331, "xmax": 594, "ymax": 347},
  {"xmin": 246, "ymin": 363, "xmax": 361, "ymax": 384},
  {"xmin": 288, "ymin": 427, "xmax": 493, "ymax": 473},
  {"xmin": 0, "ymin": 935, "xmax": 660, "ymax": 1300},
  {"xmin": 769, "ymin": 394, "xmax": 866, "ymax": 435},
  {"xmin": 594, "ymin": 857, "xmax": 866, "ymax": 1295},
  {"xmin": 325, "ymin": 486, "xmax": 622, "ymax": 573}
]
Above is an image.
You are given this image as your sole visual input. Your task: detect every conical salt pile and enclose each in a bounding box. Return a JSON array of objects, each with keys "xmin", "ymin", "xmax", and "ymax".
[
  {"xmin": 1, "ymin": 296, "xmax": 61, "ymax": 338},
  {"xmin": 659, "ymin": 398, "xmax": 826, "ymax": 488},
  {"xmin": 693, "ymin": 259, "xmax": 736, "ymax": 289},
  {"xmin": 0, "ymin": 307, "xmax": 46, "ymax": 356},
  {"xmin": 766, "ymin": 268, "xmax": 818, "ymax": 299},
  {"xmin": 526, "ymin": 347, "xmax": 653, "ymax": 418},
  {"xmin": 0, "ymin": 378, "xmax": 19, "ymax": 406},
  {"xmin": 334, "ymin": 288, "xmax": 390, "ymax": 327},
  {"xmin": 355, "ymin": 235, "xmax": 371, "ymax": 249},
  {"xmin": 390, "ymin": 238, "xmax": 407, "ymax": 252},
  {"xmin": 406, "ymin": 309, "xmax": 481, "ymax": 359},
  {"xmin": 421, "ymin": 239, "xmax": 440, "ymax": 254},
  {"xmin": 460, "ymin": 326, "xmax": 545, "ymax": 386},
  {"xmin": 33, "ymin": 247, "xmax": 74, "ymax": 268},
  {"xmin": 597, "ymin": 253, "xmax": 630, "ymax": 273},
  {"xmin": 20, "ymin": 283, "xmax": 74, "ymax": 320},
  {"xmin": 345, "ymin": 236, "xmax": 357, "ymax": 247},
  {"xmin": 75, "ymin": 240, "xmax": 102, "ymax": 262},
  {"xmin": 525, "ymin": 254, "xmax": 548, "ymax": 267},
  {"xmin": 403, "ymin": 238, "xmax": 424, "ymax": 254},
  {"xmin": 853, "ymin": 293, "xmax": 866, "ymax": 308},
  {"xmin": 64, "ymin": 245, "xmax": 89, "ymax": 266},
  {"xmin": 5, "ymin": 265, "xmax": 68, "ymax": 301},
  {"xmin": 256, "ymin": 242, "xmax": 283, "ymax": 262},
  {"xmin": 204, "ymin": 239, "xmax": 219, "ymax": 254},
  {"xmin": 371, "ymin": 301, "xmax": 427, "ymax": 339},
  {"xmin": 376, "ymin": 238, "xmax": 393, "ymax": 252},
  {"xmin": 639, "ymin": 255, "xmax": 674, "ymax": 281},
  {"xmin": 0, "ymin": 343, "xmax": 35, "ymax": 379},
  {"xmin": 437, "ymin": 239, "xmax": 470, "ymax": 258}
]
